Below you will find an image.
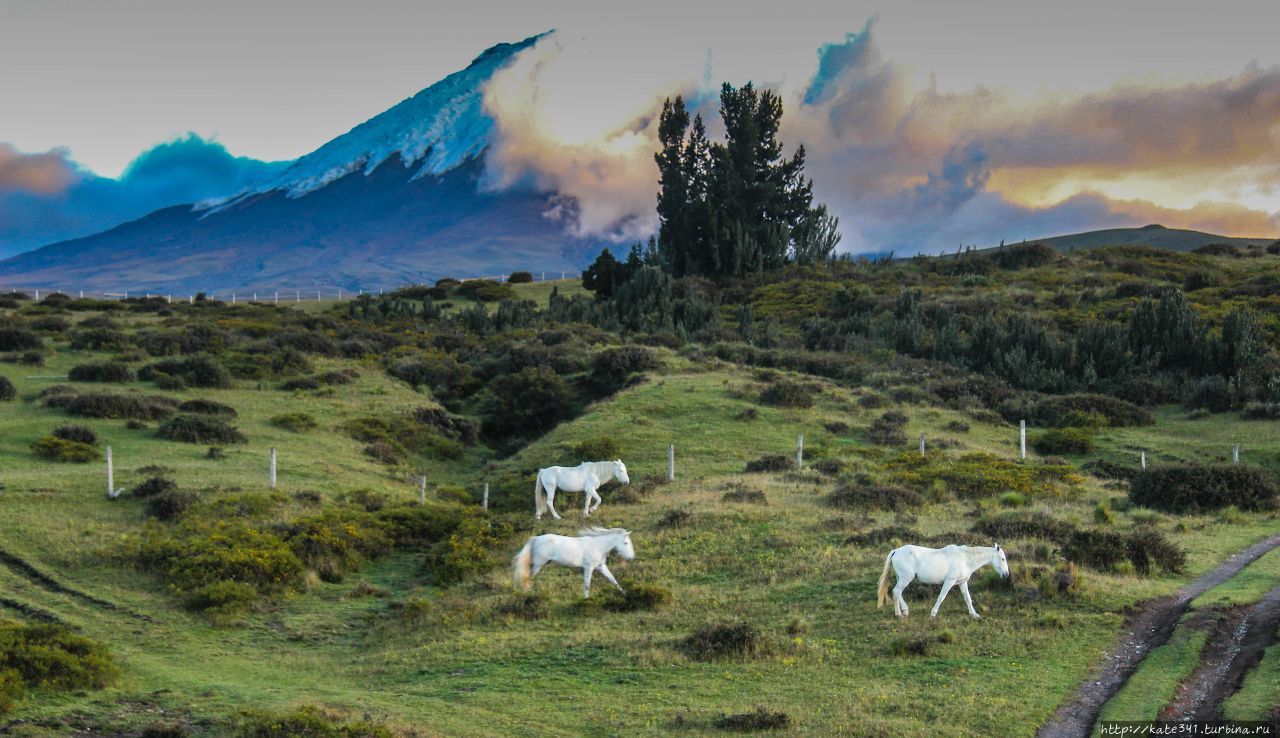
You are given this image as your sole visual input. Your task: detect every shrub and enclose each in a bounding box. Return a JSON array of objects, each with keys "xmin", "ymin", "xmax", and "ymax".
[
  {"xmin": 423, "ymin": 514, "xmax": 513, "ymax": 586},
  {"xmin": 713, "ymin": 707, "xmax": 791, "ymax": 732},
  {"xmin": 52, "ymin": 424, "xmax": 97, "ymax": 444},
  {"xmin": 944, "ymin": 420, "xmax": 971, "ymax": 433},
  {"xmin": 68, "ymin": 362, "xmax": 136, "ymax": 383},
  {"xmin": 0, "ymin": 620, "xmax": 117, "ymax": 691},
  {"xmin": 178, "ymin": 399, "xmax": 237, "ymax": 417},
  {"xmin": 133, "ymin": 477, "xmax": 178, "ymax": 498},
  {"xmin": 1082, "ymin": 459, "xmax": 1137, "ymax": 481},
  {"xmin": 270, "ymin": 413, "xmax": 318, "ymax": 432},
  {"xmin": 971, "ymin": 511, "xmax": 1075, "ymax": 544},
  {"xmin": 279, "ymin": 377, "xmax": 320, "ymax": 391},
  {"xmin": 363, "ymin": 441, "xmax": 403, "ymax": 465},
  {"xmin": 508, "ymin": 271, "xmax": 534, "ymax": 284},
  {"xmin": 1063, "ymin": 528, "xmax": 1185, "ymax": 575},
  {"xmin": 0, "ymin": 327, "xmax": 41, "ymax": 352},
  {"xmin": 1192, "ymin": 242, "xmax": 1239, "ymax": 256},
  {"xmin": 1034, "ymin": 394, "xmax": 1153, "ymax": 427},
  {"xmin": 235, "ymin": 706, "xmax": 395, "ymax": 738},
  {"xmin": 657, "ymin": 508, "xmax": 692, "ymax": 528},
  {"xmin": 990, "ymin": 242, "xmax": 1057, "ymax": 270},
  {"xmin": 139, "ymin": 357, "xmax": 231, "ymax": 388},
  {"xmin": 317, "ymin": 369, "xmax": 359, "ymax": 385},
  {"xmin": 181, "ymin": 580, "xmax": 259, "ymax": 617},
  {"xmin": 683, "ymin": 621, "xmax": 769, "ymax": 660},
  {"xmin": 1241, "ymin": 402, "xmax": 1280, "ymax": 420},
  {"xmin": 1032, "ymin": 427, "xmax": 1095, "ymax": 455},
  {"xmin": 596, "ymin": 583, "xmax": 673, "ymax": 612},
  {"xmin": 132, "ymin": 521, "xmax": 304, "ymax": 596},
  {"xmin": 64, "ymin": 392, "xmax": 177, "ymax": 420},
  {"xmin": 869, "ymin": 410, "xmax": 909, "ymax": 446},
  {"xmin": 571, "ymin": 437, "xmax": 622, "ymax": 461},
  {"xmin": 456, "ymin": 279, "xmax": 514, "ymax": 302},
  {"xmin": 156, "ymin": 415, "xmax": 247, "ymax": 445},
  {"xmin": 145, "ymin": 490, "xmax": 201, "ymax": 521},
  {"xmin": 29, "ymin": 316, "xmax": 70, "ymax": 333},
  {"xmin": 1130, "ymin": 464, "xmax": 1277, "ymax": 513},
  {"xmin": 759, "ymin": 378, "xmax": 816, "ymax": 408},
  {"xmin": 592, "ymin": 346, "xmax": 659, "ymax": 389},
  {"xmin": 844, "ymin": 525, "xmax": 919, "ymax": 547},
  {"xmin": 0, "ymin": 376, "xmax": 14, "ymax": 401},
  {"xmin": 30, "ymin": 436, "xmax": 97, "ymax": 463},
  {"xmin": 495, "ymin": 592, "xmax": 549, "ymax": 620},
  {"xmin": 744, "ymin": 454, "xmax": 790, "ymax": 473},
  {"xmin": 828, "ymin": 481, "xmax": 921, "ymax": 511},
  {"xmin": 722, "ymin": 485, "xmax": 767, "ymax": 504},
  {"xmin": 68, "ymin": 328, "xmax": 132, "ymax": 351},
  {"xmin": 480, "ymin": 366, "xmax": 573, "ymax": 441}
]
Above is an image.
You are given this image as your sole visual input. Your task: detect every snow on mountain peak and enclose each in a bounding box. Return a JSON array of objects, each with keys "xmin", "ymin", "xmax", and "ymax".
[{"xmin": 211, "ymin": 33, "xmax": 547, "ymax": 207}]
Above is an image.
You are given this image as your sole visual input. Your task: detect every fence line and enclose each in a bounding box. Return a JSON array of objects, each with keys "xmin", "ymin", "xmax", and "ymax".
[{"xmin": 0, "ymin": 271, "xmax": 585, "ymax": 304}]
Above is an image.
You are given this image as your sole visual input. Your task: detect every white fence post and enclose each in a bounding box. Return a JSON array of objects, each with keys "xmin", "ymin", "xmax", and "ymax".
[
  {"xmin": 796, "ymin": 434, "xmax": 804, "ymax": 470},
  {"xmin": 1140, "ymin": 450, "xmax": 1147, "ymax": 469},
  {"xmin": 919, "ymin": 432, "xmax": 926, "ymax": 456},
  {"xmin": 105, "ymin": 446, "xmax": 115, "ymax": 498},
  {"xmin": 269, "ymin": 448, "xmax": 277, "ymax": 489},
  {"xmin": 419, "ymin": 476, "xmax": 427, "ymax": 504},
  {"xmin": 667, "ymin": 444, "xmax": 675, "ymax": 482},
  {"xmin": 1233, "ymin": 444, "xmax": 1240, "ymax": 464},
  {"xmin": 1019, "ymin": 420, "xmax": 1027, "ymax": 459},
  {"xmin": 482, "ymin": 482, "xmax": 489, "ymax": 510}
]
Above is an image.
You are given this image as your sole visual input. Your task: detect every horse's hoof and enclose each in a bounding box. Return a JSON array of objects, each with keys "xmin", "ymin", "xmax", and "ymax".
[{"xmin": 970, "ymin": 613, "xmax": 982, "ymax": 620}]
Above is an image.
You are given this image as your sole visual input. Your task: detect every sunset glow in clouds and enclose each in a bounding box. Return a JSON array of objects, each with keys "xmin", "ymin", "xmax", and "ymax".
[{"xmin": 0, "ymin": 0, "xmax": 1277, "ymax": 256}]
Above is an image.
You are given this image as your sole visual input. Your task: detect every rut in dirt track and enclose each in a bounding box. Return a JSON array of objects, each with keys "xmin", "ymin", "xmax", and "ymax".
[
  {"xmin": 1036, "ymin": 532, "xmax": 1280, "ymax": 738},
  {"xmin": 1162, "ymin": 584, "xmax": 1280, "ymax": 721},
  {"xmin": 0, "ymin": 546, "xmax": 151, "ymax": 622}
]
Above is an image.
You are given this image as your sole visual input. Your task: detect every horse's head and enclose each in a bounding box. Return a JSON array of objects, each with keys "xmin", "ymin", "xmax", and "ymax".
[
  {"xmin": 615, "ymin": 530, "xmax": 636, "ymax": 560},
  {"xmin": 991, "ymin": 544, "xmax": 1010, "ymax": 578},
  {"xmin": 614, "ymin": 459, "xmax": 630, "ymax": 485}
]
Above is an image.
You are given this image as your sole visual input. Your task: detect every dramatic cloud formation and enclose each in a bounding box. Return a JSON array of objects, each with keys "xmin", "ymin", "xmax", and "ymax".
[
  {"xmin": 0, "ymin": 135, "xmax": 286, "ymax": 257},
  {"xmin": 481, "ymin": 19, "xmax": 1280, "ymax": 253}
]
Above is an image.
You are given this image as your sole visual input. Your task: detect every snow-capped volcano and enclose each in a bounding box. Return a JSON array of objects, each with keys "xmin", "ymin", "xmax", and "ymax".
[
  {"xmin": 0, "ymin": 32, "xmax": 606, "ymax": 293},
  {"xmin": 218, "ymin": 34, "xmax": 544, "ymax": 205}
]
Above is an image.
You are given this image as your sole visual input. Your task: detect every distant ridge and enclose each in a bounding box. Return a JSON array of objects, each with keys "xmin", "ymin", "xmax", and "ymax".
[{"xmin": 1029, "ymin": 224, "xmax": 1275, "ymax": 253}]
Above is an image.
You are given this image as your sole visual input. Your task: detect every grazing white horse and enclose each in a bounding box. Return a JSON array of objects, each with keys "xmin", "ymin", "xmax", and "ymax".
[
  {"xmin": 877, "ymin": 544, "xmax": 1010, "ymax": 619},
  {"xmin": 534, "ymin": 459, "xmax": 630, "ymax": 520},
  {"xmin": 513, "ymin": 527, "xmax": 636, "ymax": 598}
]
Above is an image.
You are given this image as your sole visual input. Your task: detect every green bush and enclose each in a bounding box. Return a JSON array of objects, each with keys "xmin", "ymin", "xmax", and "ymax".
[
  {"xmin": 279, "ymin": 377, "xmax": 320, "ymax": 391},
  {"xmin": 1032, "ymin": 427, "xmax": 1095, "ymax": 455},
  {"xmin": 0, "ymin": 327, "xmax": 42, "ymax": 352},
  {"xmin": 595, "ymin": 583, "xmax": 673, "ymax": 612},
  {"xmin": 744, "ymin": 454, "xmax": 790, "ymax": 473},
  {"xmin": 1130, "ymin": 464, "xmax": 1277, "ymax": 513},
  {"xmin": 827, "ymin": 481, "xmax": 921, "ymax": 511},
  {"xmin": 1063, "ymin": 528, "xmax": 1186, "ymax": 575},
  {"xmin": 182, "ymin": 580, "xmax": 257, "ymax": 617},
  {"xmin": 886, "ymin": 452, "xmax": 1079, "ymax": 500},
  {"xmin": 456, "ymin": 279, "xmax": 515, "ymax": 302},
  {"xmin": 1034, "ymin": 394, "xmax": 1154, "ymax": 427},
  {"xmin": 178, "ymin": 399, "xmax": 237, "ymax": 417},
  {"xmin": 68, "ymin": 328, "xmax": 132, "ymax": 351},
  {"xmin": 869, "ymin": 410, "xmax": 909, "ymax": 446},
  {"xmin": 68, "ymin": 361, "xmax": 136, "ymax": 383},
  {"xmin": 145, "ymin": 490, "xmax": 201, "ymax": 521},
  {"xmin": 140, "ymin": 357, "xmax": 231, "ymax": 388},
  {"xmin": 713, "ymin": 707, "xmax": 791, "ymax": 731},
  {"xmin": 280, "ymin": 510, "xmax": 393, "ymax": 583},
  {"xmin": 132, "ymin": 521, "xmax": 304, "ymax": 595},
  {"xmin": 508, "ymin": 271, "xmax": 534, "ymax": 284},
  {"xmin": 30, "ymin": 436, "xmax": 98, "ymax": 463},
  {"xmin": 63, "ymin": 392, "xmax": 178, "ymax": 420},
  {"xmin": 363, "ymin": 441, "xmax": 403, "ymax": 465},
  {"xmin": 0, "ymin": 620, "xmax": 117, "ymax": 693},
  {"xmin": 971, "ymin": 511, "xmax": 1075, "ymax": 544},
  {"xmin": 480, "ymin": 366, "xmax": 573, "ymax": 441},
  {"xmin": 495, "ymin": 592, "xmax": 549, "ymax": 620},
  {"xmin": 270, "ymin": 412, "xmax": 318, "ymax": 433},
  {"xmin": 376, "ymin": 505, "xmax": 463, "ymax": 548},
  {"xmin": 235, "ymin": 705, "xmax": 395, "ymax": 738},
  {"xmin": 759, "ymin": 378, "xmax": 816, "ymax": 408},
  {"xmin": 423, "ymin": 513, "xmax": 513, "ymax": 586},
  {"xmin": 592, "ymin": 346, "xmax": 659, "ymax": 389},
  {"xmin": 133, "ymin": 477, "xmax": 178, "ymax": 498},
  {"xmin": 0, "ymin": 376, "xmax": 14, "ymax": 401},
  {"xmin": 52, "ymin": 424, "xmax": 97, "ymax": 444},
  {"xmin": 157, "ymin": 414, "xmax": 246, "ymax": 444},
  {"xmin": 1241, "ymin": 402, "xmax": 1280, "ymax": 420},
  {"xmin": 571, "ymin": 437, "xmax": 622, "ymax": 462},
  {"xmin": 683, "ymin": 621, "xmax": 770, "ymax": 661}
]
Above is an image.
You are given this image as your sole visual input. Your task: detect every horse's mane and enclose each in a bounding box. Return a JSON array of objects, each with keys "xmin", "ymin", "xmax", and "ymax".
[{"xmin": 578, "ymin": 526, "xmax": 628, "ymax": 537}]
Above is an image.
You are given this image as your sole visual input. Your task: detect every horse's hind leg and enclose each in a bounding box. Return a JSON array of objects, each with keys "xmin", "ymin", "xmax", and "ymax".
[
  {"xmin": 545, "ymin": 483, "xmax": 561, "ymax": 520},
  {"xmin": 582, "ymin": 565, "xmax": 594, "ymax": 598},
  {"xmin": 892, "ymin": 572, "xmax": 914, "ymax": 618},
  {"xmin": 582, "ymin": 483, "xmax": 596, "ymax": 517}
]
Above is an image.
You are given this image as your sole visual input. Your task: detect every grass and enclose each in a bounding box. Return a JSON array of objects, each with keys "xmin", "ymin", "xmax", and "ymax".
[
  {"xmin": 2, "ymin": 287, "xmax": 1280, "ymax": 735},
  {"xmin": 1224, "ymin": 634, "xmax": 1280, "ymax": 721}
]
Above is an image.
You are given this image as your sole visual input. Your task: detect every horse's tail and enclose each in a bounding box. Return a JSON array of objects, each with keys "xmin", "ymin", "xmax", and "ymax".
[
  {"xmin": 534, "ymin": 473, "xmax": 547, "ymax": 517},
  {"xmin": 513, "ymin": 537, "xmax": 534, "ymax": 591},
  {"xmin": 877, "ymin": 549, "xmax": 895, "ymax": 609}
]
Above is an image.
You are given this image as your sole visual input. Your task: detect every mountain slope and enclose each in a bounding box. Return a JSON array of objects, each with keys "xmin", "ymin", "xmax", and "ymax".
[{"xmin": 0, "ymin": 32, "xmax": 605, "ymax": 293}]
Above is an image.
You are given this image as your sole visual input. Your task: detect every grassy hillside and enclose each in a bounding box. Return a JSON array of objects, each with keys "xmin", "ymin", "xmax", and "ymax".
[
  {"xmin": 1, "ymin": 255, "xmax": 1279, "ymax": 736},
  {"xmin": 1036, "ymin": 224, "xmax": 1275, "ymax": 253}
]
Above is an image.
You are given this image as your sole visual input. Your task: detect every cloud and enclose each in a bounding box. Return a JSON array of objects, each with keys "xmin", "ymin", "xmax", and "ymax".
[
  {"xmin": 0, "ymin": 143, "xmax": 79, "ymax": 195},
  {"xmin": 0, "ymin": 135, "xmax": 287, "ymax": 257},
  {"xmin": 479, "ymin": 19, "xmax": 1280, "ymax": 253}
]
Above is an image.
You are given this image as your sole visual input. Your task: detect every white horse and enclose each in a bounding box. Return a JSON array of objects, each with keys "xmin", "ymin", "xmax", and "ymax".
[
  {"xmin": 513, "ymin": 527, "xmax": 636, "ymax": 598},
  {"xmin": 877, "ymin": 544, "xmax": 1010, "ymax": 619},
  {"xmin": 534, "ymin": 459, "xmax": 630, "ymax": 520}
]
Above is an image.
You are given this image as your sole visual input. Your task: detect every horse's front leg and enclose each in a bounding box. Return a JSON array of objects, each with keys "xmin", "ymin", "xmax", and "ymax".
[
  {"xmin": 582, "ymin": 565, "xmax": 594, "ymax": 598},
  {"xmin": 930, "ymin": 579, "xmax": 957, "ymax": 617},
  {"xmin": 597, "ymin": 563, "xmax": 624, "ymax": 594},
  {"xmin": 589, "ymin": 488, "xmax": 602, "ymax": 513},
  {"xmin": 959, "ymin": 580, "xmax": 980, "ymax": 619},
  {"xmin": 582, "ymin": 483, "xmax": 596, "ymax": 517}
]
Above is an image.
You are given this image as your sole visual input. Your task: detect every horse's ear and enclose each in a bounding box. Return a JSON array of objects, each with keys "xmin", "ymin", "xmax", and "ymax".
[{"xmin": 995, "ymin": 543, "xmax": 1001, "ymax": 550}]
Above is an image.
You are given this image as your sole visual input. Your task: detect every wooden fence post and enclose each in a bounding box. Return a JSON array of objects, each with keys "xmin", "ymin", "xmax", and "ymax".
[
  {"xmin": 1140, "ymin": 450, "xmax": 1147, "ymax": 469},
  {"xmin": 667, "ymin": 444, "xmax": 675, "ymax": 482},
  {"xmin": 482, "ymin": 482, "xmax": 489, "ymax": 510},
  {"xmin": 919, "ymin": 432, "xmax": 926, "ymax": 456},
  {"xmin": 1233, "ymin": 444, "xmax": 1240, "ymax": 464},
  {"xmin": 105, "ymin": 446, "xmax": 114, "ymax": 498},
  {"xmin": 419, "ymin": 476, "xmax": 427, "ymax": 504},
  {"xmin": 1019, "ymin": 420, "xmax": 1027, "ymax": 459},
  {"xmin": 796, "ymin": 434, "xmax": 804, "ymax": 470},
  {"xmin": 268, "ymin": 448, "xmax": 277, "ymax": 489}
]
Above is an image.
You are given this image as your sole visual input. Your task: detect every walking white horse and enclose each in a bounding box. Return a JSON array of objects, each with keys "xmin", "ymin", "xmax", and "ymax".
[
  {"xmin": 534, "ymin": 459, "xmax": 630, "ymax": 520},
  {"xmin": 877, "ymin": 544, "xmax": 1010, "ymax": 619},
  {"xmin": 513, "ymin": 527, "xmax": 636, "ymax": 598}
]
